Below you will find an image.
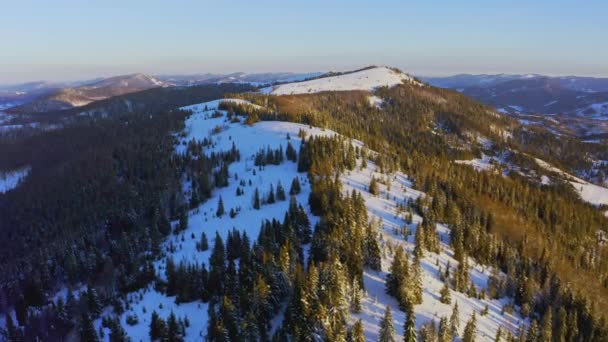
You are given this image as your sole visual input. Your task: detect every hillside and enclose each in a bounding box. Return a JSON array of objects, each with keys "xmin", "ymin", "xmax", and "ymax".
[
  {"xmin": 262, "ymin": 66, "xmax": 421, "ymax": 95},
  {"xmin": 8, "ymin": 74, "xmax": 170, "ymax": 113},
  {"xmin": 1, "ymin": 69, "xmax": 607, "ymax": 341}
]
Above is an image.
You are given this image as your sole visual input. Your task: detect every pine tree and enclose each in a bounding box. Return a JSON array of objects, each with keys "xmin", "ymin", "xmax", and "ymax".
[
  {"xmin": 450, "ymin": 302, "xmax": 460, "ymax": 336},
  {"xmin": 216, "ymin": 196, "xmax": 225, "ymax": 217},
  {"xmin": 364, "ymin": 224, "xmax": 382, "ymax": 271},
  {"xmin": 495, "ymin": 326, "xmax": 503, "ymax": 342},
  {"xmin": 378, "ymin": 306, "xmax": 396, "ymax": 342},
  {"xmin": 351, "ymin": 319, "xmax": 365, "ymax": 342},
  {"xmin": 369, "ymin": 177, "xmax": 380, "ymax": 195},
  {"xmin": 108, "ymin": 318, "xmax": 128, "ymax": 342},
  {"xmin": 438, "ymin": 317, "xmax": 452, "ymax": 342},
  {"xmin": 440, "ymin": 282, "xmax": 451, "ymax": 304},
  {"xmin": 526, "ymin": 319, "xmax": 539, "ymax": 342},
  {"xmin": 86, "ymin": 285, "xmax": 102, "ymax": 317},
  {"xmin": 410, "ymin": 257, "xmax": 423, "ymax": 304},
  {"xmin": 403, "ymin": 302, "xmax": 417, "ymax": 342},
  {"xmin": 289, "ymin": 177, "xmax": 301, "ymax": 195},
  {"xmin": 276, "ymin": 181, "xmax": 286, "ymax": 201},
  {"xmin": 352, "ymin": 280, "xmax": 362, "ymax": 313},
  {"xmin": 80, "ymin": 313, "xmax": 98, "ymax": 342},
  {"xmin": 253, "ymin": 188, "xmax": 261, "ymax": 209},
  {"xmin": 462, "ymin": 312, "xmax": 477, "ymax": 342},
  {"xmin": 197, "ymin": 232, "xmax": 209, "ymax": 251},
  {"xmin": 540, "ymin": 309, "xmax": 552, "ymax": 342},
  {"xmin": 267, "ymin": 184, "xmax": 275, "ymax": 204}
]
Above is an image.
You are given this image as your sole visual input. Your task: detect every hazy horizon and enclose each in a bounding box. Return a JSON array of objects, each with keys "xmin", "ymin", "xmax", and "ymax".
[{"xmin": 2, "ymin": 0, "xmax": 607, "ymax": 84}]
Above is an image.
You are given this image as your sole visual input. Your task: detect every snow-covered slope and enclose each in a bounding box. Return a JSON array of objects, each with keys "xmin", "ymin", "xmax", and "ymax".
[
  {"xmin": 0, "ymin": 167, "xmax": 30, "ymax": 193},
  {"xmin": 81, "ymin": 98, "xmax": 524, "ymax": 340},
  {"xmin": 533, "ymin": 158, "xmax": 608, "ymax": 206},
  {"xmin": 262, "ymin": 67, "xmax": 420, "ymax": 95}
]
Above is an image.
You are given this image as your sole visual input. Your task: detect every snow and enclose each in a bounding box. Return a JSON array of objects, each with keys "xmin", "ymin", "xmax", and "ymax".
[
  {"xmin": 367, "ymin": 95, "xmax": 383, "ymax": 108},
  {"xmin": 261, "ymin": 67, "xmax": 421, "ymax": 95},
  {"xmin": 114, "ymin": 98, "xmax": 525, "ymax": 340},
  {"xmin": 534, "ymin": 158, "xmax": 608, "ymax": 206},
  {"xmin": 455, "ymin": 154, "xmax": 498, "ymax": 172},
  {"xmin": 341, "ymin": 160, "xmax": 524, "ymax": 340},
  {"xmin": 0, "ymin": 167, "xmax": 30, "ymax": 193}
]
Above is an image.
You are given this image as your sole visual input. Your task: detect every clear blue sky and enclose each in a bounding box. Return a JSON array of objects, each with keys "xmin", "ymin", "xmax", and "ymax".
[{"xmin": 1, "ymin": 0, "xmax": 607, "ymax": 83}]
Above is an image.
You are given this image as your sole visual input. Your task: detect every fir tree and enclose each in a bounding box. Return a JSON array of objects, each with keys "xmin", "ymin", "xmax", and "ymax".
[
  {"xmin": 438, "ymin": 317, "xmax": 452, "ymax": 342},
  {"xmin": 80, "ymin": 313, "xmax": 98, "ymax": 342},
  {"xmin": 440, "ymin": 282, "xmax": 451, "ymax": 304},
  {"xmin": 351, "ymin": 319, "xmax": 365, "ymax": 342},
  {"xmin": 540, "ymin": 309, "xmax": 552, "ymax": 342},
  {"xmin": 216, "ymin": 196, "xmax": 225, "ymax": 217},
  {"xmin": 253, "ymin": 188, "xmax": 261, "ymax": 209},
  {"xmin": 450, "ymin": 302, "xmax": 460, "ymax": 336},
  {"xmin": 86, "ymin": 285, "xmax": 102, "ymax": 317},
  {"xmin": 369, "ymin": 177, "xmax": 380, "ymax": 195},
  {"xmin": 526, "ymin": 319, "xmax": 539, "ymax": 342},
  {"xmin": 495, "ymin": 326, "xmax": 503, "ymax": 342},
  {"xmin": 462, "ymin": 312, "xmax": 477, "ymax": 342},
  {"xmin": 289, "ymin": 177, "xmax": 301, "ymax": 195},
  {"xmin": 276, "ymin": 181, "xmax": 286, "ymax": 201},
  {"xmin": 403, "ymin": 302, "xmax": 417, "ymax": 342},
  {"xmin": 378, "ymin": 306, "xmax": 396, "ymax": 342}
]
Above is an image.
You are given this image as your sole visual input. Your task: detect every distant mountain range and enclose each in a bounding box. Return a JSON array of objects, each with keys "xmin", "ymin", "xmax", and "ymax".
[
  {"xmin": 0, "ymin": 72, "xmax": 321, "ymax": 113},
  {"xmin": 421, "ymin": 74, "xmax": 608, "ymax": 117}
]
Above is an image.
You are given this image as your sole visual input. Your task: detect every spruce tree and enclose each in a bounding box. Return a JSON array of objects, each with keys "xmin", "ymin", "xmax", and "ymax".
[
  {"xmin": 378, "ymin": 305, "xmax": 396, "ymax": 342},
  {"xmin": 289, "ymin": 177, "xmax": 301, "ymax": 195},
  {"xmin": 216, "ymin": 196, "xmax": 225, "ymax": 217},
  {"xmin": 440, "ymin": 282, "xmax": 451, "ymax": 304},
  {"xmin": 462, "ymin": 312, "xmax": 477, "ymax": 342},
  {"xmin": 495, "ymin": 326, "xmax": 503, "ymax": 342},
  {"xmin": 403, "ymin": 302, "xmax": 417, "ymax": 342},
  {"xmin": 369, "ymin": 177, "xmax": 380, "ymax": 195},
  {"xmin": 253, "ymin": 188, "xmax": 261, "ymax": 209},
  {"xmin": 450, "ymin": 302, "xmax": 460, "ymax": 336},
  {"xmin": 276, "ymin": 181, "xmax": 286, "ymax": 201},
  {"xmin": 526, "ymin": 319, "xmax": 539, "ymax": 342},
  {"xmin": 351, "ymin": 319, "xmax": 365, "ymax": 342},
  {"xmin": 540, "ymin": 309, "xmax": 552, "ymax": 342},
  {"xmin": 86, "ymin": 285, "xmax": 102, "ymax": 317},
  {"xmin": 80, "ymin": 313, "xmax": 98, "ymax": 342},
  {"xmin": 438, "ymin": 317, "xmax": 452, "ymax": 342}
]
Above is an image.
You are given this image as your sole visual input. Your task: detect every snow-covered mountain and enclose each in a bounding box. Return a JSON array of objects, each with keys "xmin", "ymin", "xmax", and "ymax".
[
  {"xmin": 8, "ymin": 74, "xmax": 171, "ymax": 113},
  {"xmin": 109, "ymin": 98, "xmax": 524, "ymax": 341},
  {"xmin": 262, "ymin": 66, "xmax": 421, "ymax": 95}
]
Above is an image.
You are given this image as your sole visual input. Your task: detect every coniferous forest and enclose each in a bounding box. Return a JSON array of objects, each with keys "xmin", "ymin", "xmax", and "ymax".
[{"xmin": 1, "ymin": 76, "xmax": 608, "ymax": 342}]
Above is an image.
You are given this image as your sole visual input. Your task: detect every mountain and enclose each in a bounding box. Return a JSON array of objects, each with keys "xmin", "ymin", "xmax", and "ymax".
[
  {"xmin": 7, "ymin": 73, "xmax": 171, "ymax": 113},
  {"xmin": 263, "ymin": 66, "xmax": 420, "ymax": 95},
  {"xmin": 422, "ymin": 74, "xmax": 608, "ymax": 136},
  {"xmin": 156, "ymin": 71, "xmax": 323, "ymax": 87},
  {"xmin": 2, "ymin": 67, "xmax": 608, "ymax": 341}
]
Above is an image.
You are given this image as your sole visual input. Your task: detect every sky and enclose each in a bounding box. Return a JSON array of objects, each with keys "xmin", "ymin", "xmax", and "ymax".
[{"xmin": 1, "ymin": 0, "xmax": 607, "ymax": 84}]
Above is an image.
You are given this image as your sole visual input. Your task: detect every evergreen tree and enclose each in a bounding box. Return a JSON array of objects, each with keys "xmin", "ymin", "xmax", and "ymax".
[
  {"xmin": 80, "ymin": 313, "xmax": 98, "ymax": 342},
  {"xmin": 526, "ymin": 319, "xmax": 539, "ymax": 342},
  {"xmin": 369, "ymin": 177, "xmax": 380, "ymax": 195},
  {"xmin": 150, "ymin": 311, "xmax": 167, "ymax": 341},
  {"xmin": 267, "ymin": 184, "xmax": 276, "ymax": 204},
  {"xmin": 197, "ymin": 232, "xmax": 209, "ymax": 251},
  {"xmin": 440, "ymin": 282, "xmax": 451, "ymax": 304},
  {"xmin": 351, "ymin": 319, "xmax": 365, "ymax": 342},
  {"xmin": 378, "ymin": 306, "xmax": 396, "ymax": 342},
  {"xmin": 108, "ymin": 318, "xmax": 129, "ymax": 342},
  {"xmin": 289, "ymin": 177, "xmax": 301, "ymax": 195},
  {"xmin": 438, "ymin": 317, "xmax": 452, "ymax": 342},
  {"xmin": 216, "ymin": 196, "xmax": 225, "ymax": 217},
  {"xmin": 86, "ymin": 285, "xmax": 102, "ymax": 317},
  {"xmin": 495, "ymin": 326, "xmax": 503, "ymax": 342},
  {"xmin": 450, "ymin": 302, "xmax": 460, "ymax": 336},
  {"xmin": 403, "ymin": 302, "xmax": 417, "ymax": 342},
  {"xmin": 253, "ymin": 188, "xmax": 261, "ymax": 210},
  {"xmin": 276, "ymin": 181, "xmax": 286, "ymax": 201},
  {"xmin": 540, "ymin": 309, "xmax": 552, "ymax": 342},
  {"xmin": 364, "ymin": 224, "xmax": 382, "ymax": 271},
  {"xmin": 462, "ymin": 312, "xmax": 477, "ymax": 342}
]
